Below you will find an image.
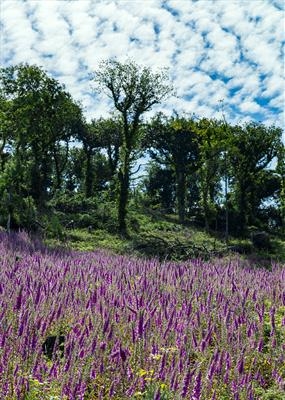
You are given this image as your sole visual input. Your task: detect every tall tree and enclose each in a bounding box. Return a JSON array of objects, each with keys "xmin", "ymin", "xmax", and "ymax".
[
  {"xmin": 0, "ymin": 93, "xmax": 13, "ymax": 172},
  {"xmin": 195, "ymin": 118, "xmax": 226, "ymax": 231},
  {"xmin": 276, "ymin": 144, "xmax": 285, "ymax": 232},
  {"xmin": 78, "ymin": 117, "xmax": 122, "ymax": 198},
  {"xmin": 228, "ymin": 122, "xmax": 282, "ymax": 234},
  {"xmin": 89, "ymin": 117, "xmax": 122, "ymax": 198},
  {"xmin": 0, "ymin": 64, "xmax": 83, "ymax": 214},
  {"xmin": 63, "ymin": 147, "xmax": 86, "ymax": 193},
  {"xmin": 146, "ymin": 113, "xmax": 199, "ymax": 224},
  {"xmin": 78, "ymin": 122, "xmax": 101, "ymax": 198},
  {"xmin": 143, "ymin": 163, "xmax": 175, "ymax": 212},
  {"xmin": 93, "ymin": 59, "xmax": 172, "ymax": 234}
]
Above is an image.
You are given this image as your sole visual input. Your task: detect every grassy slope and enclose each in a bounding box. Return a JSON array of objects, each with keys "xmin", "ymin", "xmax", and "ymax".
[{"xmin": 46, "ymin": 211, "xmax": 285, "ymax": 266}]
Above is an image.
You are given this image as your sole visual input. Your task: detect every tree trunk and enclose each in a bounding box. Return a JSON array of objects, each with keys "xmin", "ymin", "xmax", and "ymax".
[
  {"xmin": 118, "ymin": 139, "xmax": 131, "ymax": 236},
  {"xmin": 107, "ymin": 143, "xmax": 119, "ymax": 200},
  {"xmin": 53, "ymin": 153, "xmax": 62, "ymax": 191},
  {"xmin": 237, "ymin": 181, "xmax": 248, "ymax": 236},
  {"xmin": 85, "ymin": 150, "xmax": 93, "ymax": 198},
  {"xmin": 176, "ymin": 169, "xmax": 186, "ymax": 224},
  {"xmin": 31, "ymin": 156, "xmax": 43, "ymax": 201},
  {"xmin": 281, "ymin": 175, "xmax": 285, "ymax": 234},
  {"xmin": 118, "ymin": 169, "xmax": 129, "ymax": 235},
  {"xmin": 0, "ymin": 138, "xmax": 7, "ymax": 172},
  {"xmin": 202, "ymin": 187, "xmax": 210, "ymax": 232},
  {"xmin": 52, "ymin": 143, "xmax": 69, "ymax": 192}
]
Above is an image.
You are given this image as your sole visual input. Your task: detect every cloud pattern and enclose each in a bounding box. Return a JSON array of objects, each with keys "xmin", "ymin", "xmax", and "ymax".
[{"xmin": 1, "ymin": 0, "xmax": 284, "ymax": 131}]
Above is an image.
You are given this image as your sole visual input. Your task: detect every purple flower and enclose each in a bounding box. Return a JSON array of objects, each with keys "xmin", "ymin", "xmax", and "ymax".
[
  {"xmin": 138, "ymin": 310, "xmax": 144, "ymax": 338},
  {"xmin": 181, "ymin": 370, "xmax": 194, "ymax": 398},
  {"xmin": 100, "ymin": 341, "xmax": 106, "ymax": 351},
  {"xmin": 120, "ymin": 345, "xmax": 127, "ymax": 363},
  {"xmin": 237, "ymin": 356, "xmax": 244, "ymax": 374},
  {"xmin": 15, "ymin": 287, "xmax": 23, "ymax": 311},
  {"xmin": 192, "ymin": 370, "xmax": 202, "ymax": 400}
]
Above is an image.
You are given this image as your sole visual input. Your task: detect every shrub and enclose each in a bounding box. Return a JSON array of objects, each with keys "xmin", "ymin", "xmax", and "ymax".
[{"xmin": 251, "ymin": 231, "xmax": 271, "ymax": 250}]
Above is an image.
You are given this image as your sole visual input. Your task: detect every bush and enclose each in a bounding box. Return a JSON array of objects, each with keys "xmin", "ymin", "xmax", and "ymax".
[
  {"xmin": 0, "ymin": 192, "xmax": 37, "ymax": 231},
  {"xmin": 49, "ymin": 192, "xmax": 98, "ymax": 214},
  {"xmin": 45, "ymin": 214, "xmax": 64, "ymax": 239},
  {"xmin": 251, "ymin": 231, "xmax": 271, "ymax": 250},
  {"xmin": 228, "ymin": 243, "xmax": 253, "ymax": 254}
]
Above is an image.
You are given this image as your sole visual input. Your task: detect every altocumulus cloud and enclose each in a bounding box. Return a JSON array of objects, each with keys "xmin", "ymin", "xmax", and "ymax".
[{"xmin": 0, "ymin": 0, "xmax": 284, "ymax": 130}]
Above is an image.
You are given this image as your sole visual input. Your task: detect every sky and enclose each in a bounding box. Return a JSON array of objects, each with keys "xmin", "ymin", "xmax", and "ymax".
[{"xmin": 0, "ymin": 0, "xmax": 284, "ymax": 132}]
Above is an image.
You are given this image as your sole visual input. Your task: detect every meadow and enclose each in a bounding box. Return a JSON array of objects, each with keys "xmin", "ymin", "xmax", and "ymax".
[{"xmin": 0, "ymin": 231, "xmax": 284, "ymax": 399}]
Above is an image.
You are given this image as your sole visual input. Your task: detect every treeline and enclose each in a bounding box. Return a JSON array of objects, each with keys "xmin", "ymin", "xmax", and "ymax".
[{"xmin": 0, "ymin": 62, "xmax": 284, "ymax": 238}]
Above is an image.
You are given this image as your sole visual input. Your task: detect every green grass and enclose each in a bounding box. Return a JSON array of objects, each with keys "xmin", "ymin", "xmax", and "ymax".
[
  {"xmin": 45, "ymin": 209, "xmax": 285, "ymax": 264},
  {"xmin": 46, "ymin": 210, "xmax": 224, "ymax": 261},
  {"xmin": 46, "ymin": 228, "xmax": 128, "ymax": 254},
  {"xmin": 227, "ymin": 236, "xmax": 285, "ymax": 267}
]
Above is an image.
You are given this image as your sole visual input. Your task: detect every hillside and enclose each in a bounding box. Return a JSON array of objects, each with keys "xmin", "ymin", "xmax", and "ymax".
[{"xmin": 45, "ymin": 210, "xmax": 285, "ymax": 267}]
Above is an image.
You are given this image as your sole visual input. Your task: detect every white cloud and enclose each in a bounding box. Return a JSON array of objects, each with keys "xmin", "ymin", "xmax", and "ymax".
[
  {"xmin": 262, "ymin": 75, "xmax": 284, "ymax": 97},
  {"xmin": 239, "ymin": 101, "xmax": 262, "ymax": 114},
  {"xmin": 268, "ymin": 94, "xmax": 284, "ymax": 109},
  {"xmin": 0, "ymin": 0, "xmax": 283, "ymax": 130}
]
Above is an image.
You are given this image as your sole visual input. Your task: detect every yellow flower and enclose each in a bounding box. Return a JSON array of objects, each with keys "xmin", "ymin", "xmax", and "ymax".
[
  {"xmin": 137, "ymin": 368, "xmax": 154, "ymax": 377},
  {"xmin": 134, "ymin": 391, "xmax": 144, "ymax": 397},
  {"xmin": 150, "ymin": 353, "xmax": 162, "ymax": 360},
  {"xmin": 160, "ymin": 346, "xmax": 178, "ymax": 353},
  {"xmin": 138, "ymin": 369, "xmax": 148, "ymax": 377}
]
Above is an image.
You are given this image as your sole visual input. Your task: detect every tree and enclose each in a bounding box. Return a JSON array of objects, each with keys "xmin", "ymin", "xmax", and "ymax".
[
  {"xmin": 77, "ymin": 117, "xmax": 122, "ymax": 198},
  {"xmin": 63, "ymin": 147, "xmax": 86, "ymax": 193},
  {"xmin": 0, "ymin": 63, "xmax": 83, "ymax": 224},
  {"xmin": 89, "ymin": 117, "xmax": 122, "ymax": 198},
  {"xmin": 195, "ymin": 118, "xmax": 227, "ymax": 231},
  {"xmin": 276, "ymin": 144, "xmax": 285, "ymax": 233},
  {"xmin": 77, "ymin": 122, "xmax": 101, "ymax": 198},
  {"xmin": 145, "ymin": 113, "xmax": 199, "ymax": 224},
  {"xmin": 93, "ymin": 59, "xmax": 172, "ymax": 234},
  {"xmin": 0, "ymin": 93, "xmax": 13, "ymax": 172},
  {"xmin": 143, "ymin": 163, "xmax": 175, "ymax": 212},
  {"xmin": 227, "ymin": 122, "xmax": 283, "ymax": 235}
]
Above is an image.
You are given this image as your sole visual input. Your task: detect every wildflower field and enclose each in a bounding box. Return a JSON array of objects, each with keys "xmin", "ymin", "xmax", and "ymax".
[{"xmin": 0, "ymin": 232, "xmax": 284, "ymax": 399}]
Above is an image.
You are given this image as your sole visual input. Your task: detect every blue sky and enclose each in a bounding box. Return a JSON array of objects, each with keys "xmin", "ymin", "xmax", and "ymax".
[{"xmin": 1, "ymin": 0, "xmax": 284, "ymax": 132}]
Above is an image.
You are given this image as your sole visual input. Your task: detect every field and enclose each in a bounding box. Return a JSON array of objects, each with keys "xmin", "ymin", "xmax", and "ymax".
[{"xmin": 0, "ymin": 231, "xmax": 284, "ymax": 399}]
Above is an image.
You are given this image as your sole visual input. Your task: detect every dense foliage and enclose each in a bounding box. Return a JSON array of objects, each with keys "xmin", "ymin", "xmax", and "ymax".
[
  {"xmin": 0, "ymin": 232, "xmax": 284, "ymax": 399},
  {"xmin": 0, "ymin": 62, "xmax": 284, "ymax": 238}
]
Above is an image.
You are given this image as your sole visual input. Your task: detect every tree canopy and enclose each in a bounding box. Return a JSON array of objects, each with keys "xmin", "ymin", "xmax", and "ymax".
[
  {"xmin": 0, "ymin": 61, "xmax": 284, "ymax": 239},
  {"xmin": 93, "ymin": 59, "xmax": 173, "ymax": 234}
]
